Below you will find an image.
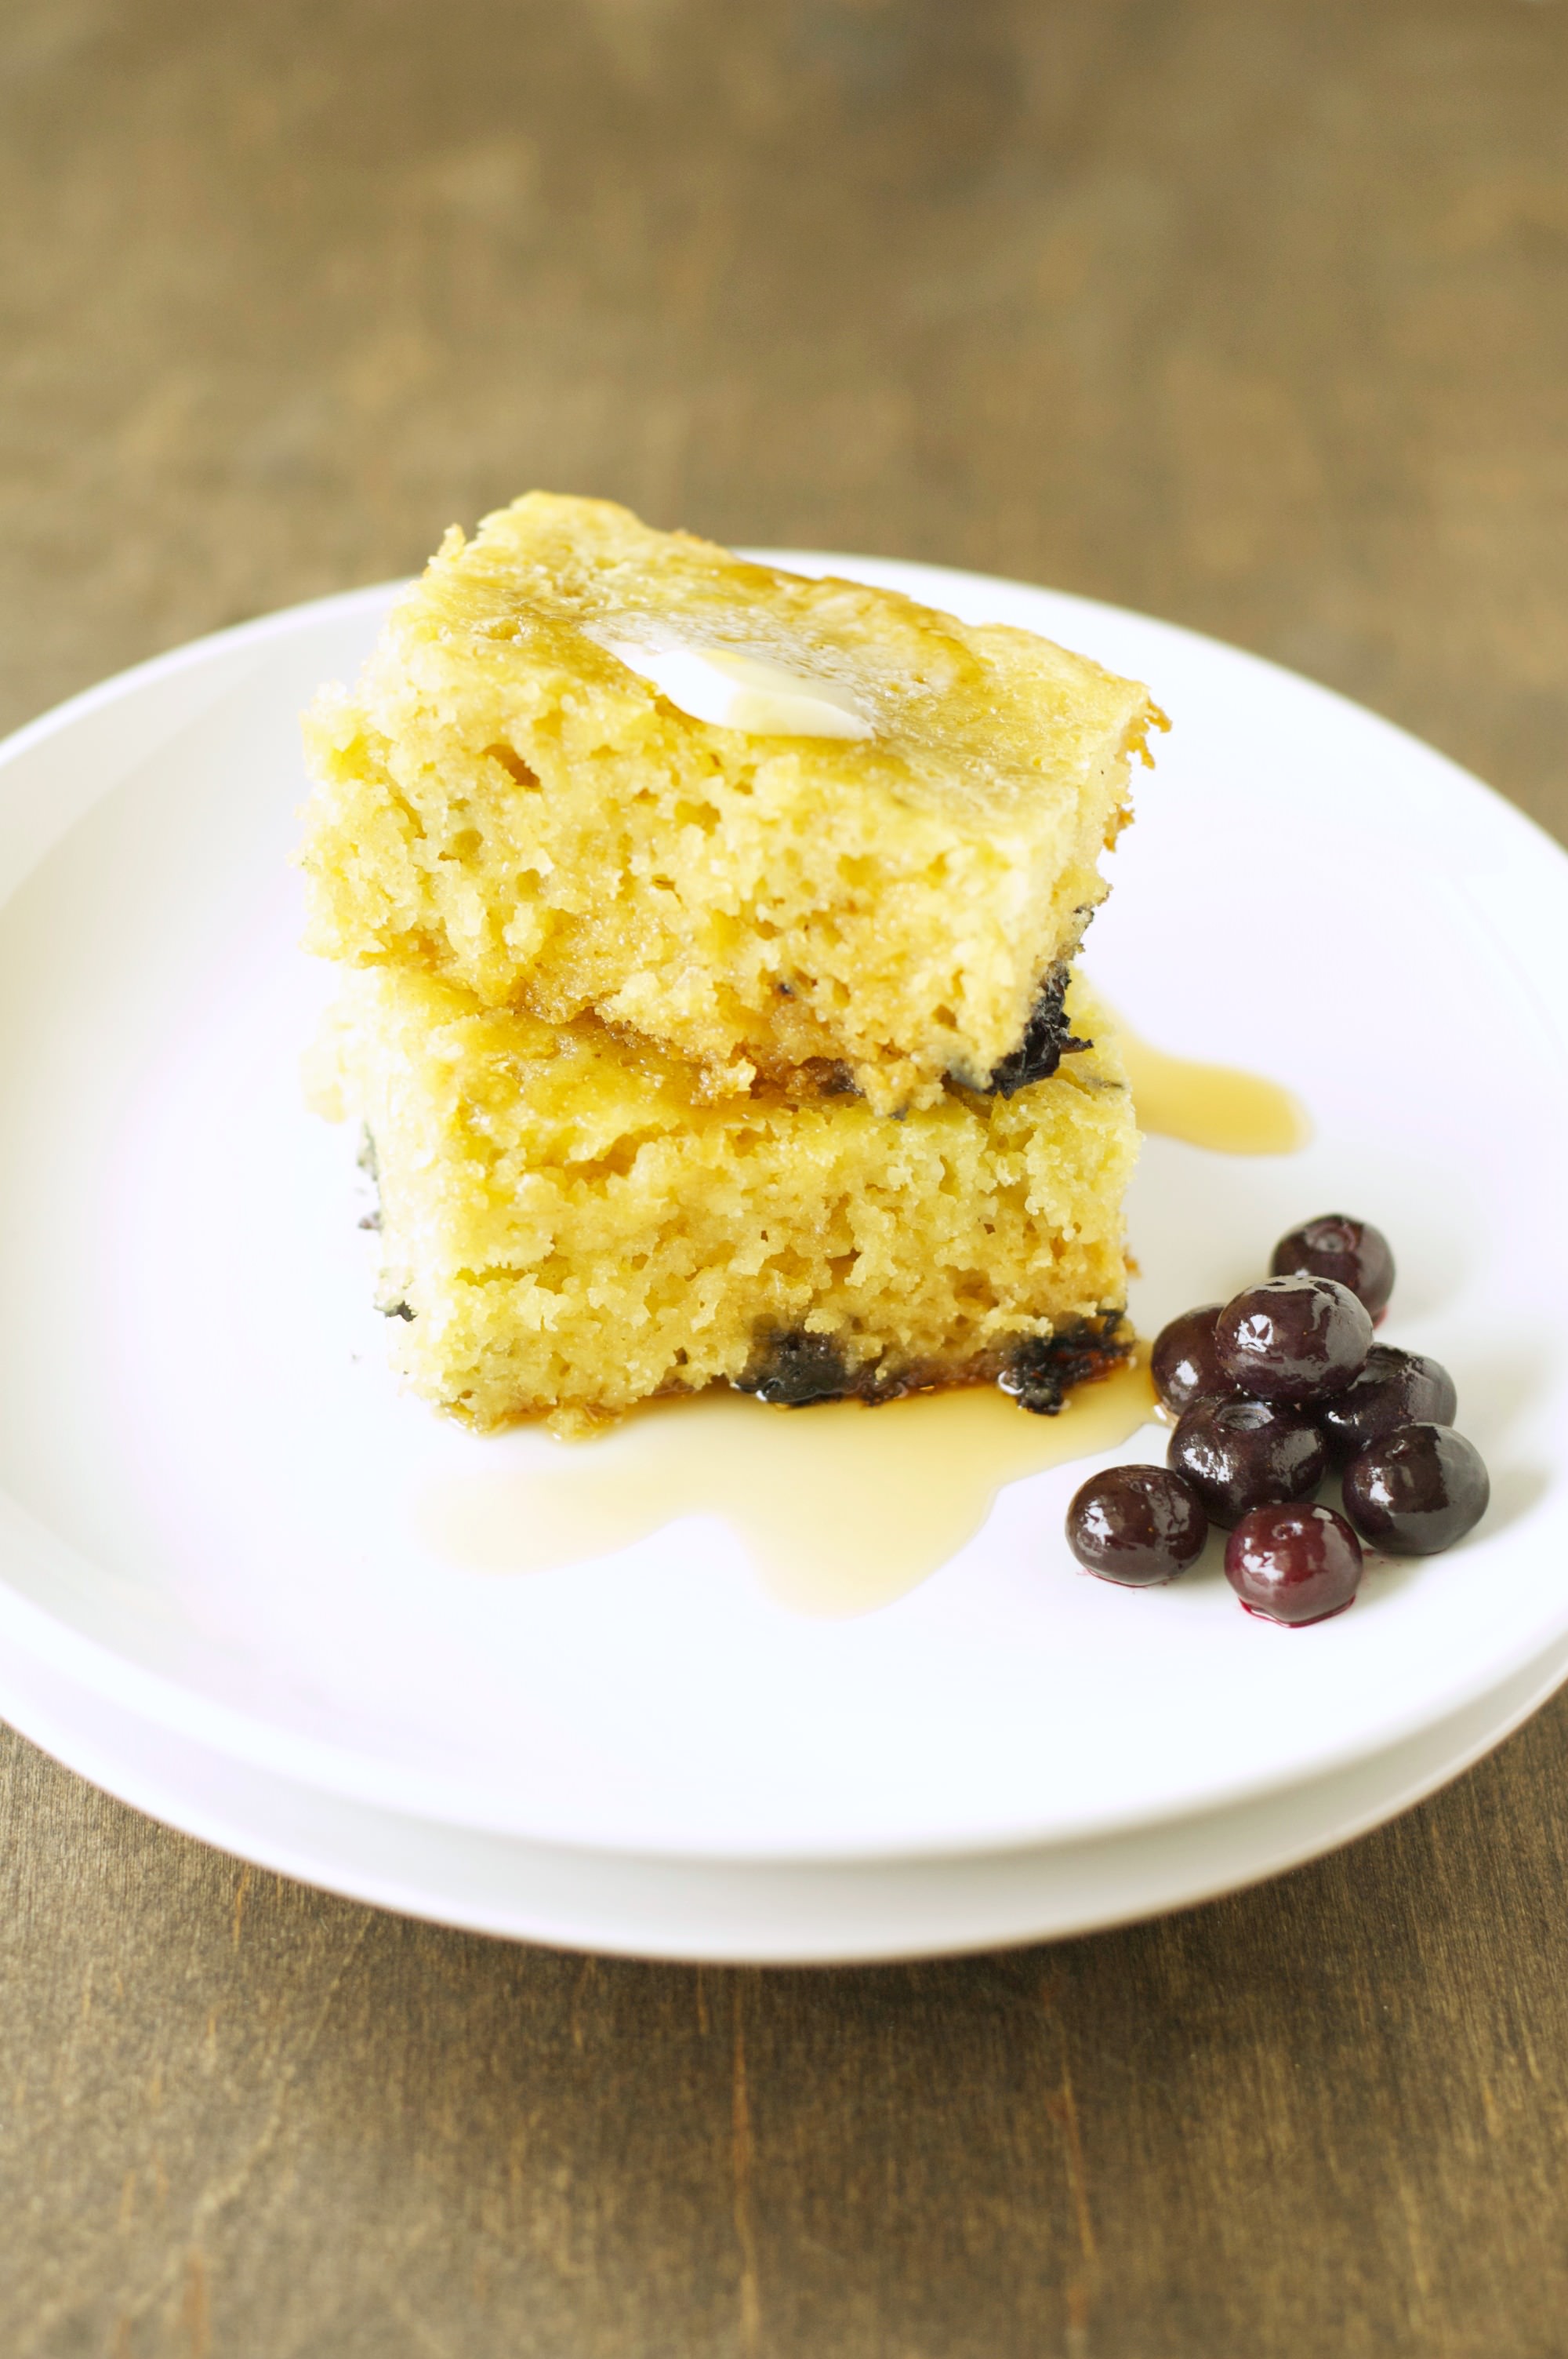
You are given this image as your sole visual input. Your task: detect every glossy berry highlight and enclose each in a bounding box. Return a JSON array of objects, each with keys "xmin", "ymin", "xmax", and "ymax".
[
  {"xmin": 1168, "ymin": 1396, "xmax": 1327, "ymax": 1527},
  {"xmin": 1225, "ymin": 1503, "xmax": 1364, "ymax": 1625},
  {"xmin": 1271, "ymin": 1212, "xmax": 1396, "ymax": 1321},
  {"xmin": 1341, "ymin": 1423, "xmax": 1490, "ymax": 1555},
  {"xmin": 1150, "ymin": 1304, "xmax": 1237, "ymax": 1419},
  {"xmin": 1065, "ymin": 1465, "xmax": 1208, "ymax": 1586},
  {"xmin": 1317, "ymin": 1346, "xmax": 1457, "ymax": 1463},
  {"xmin": 1215, "ymin": 1275, "xmax": 1373, "ymax": 1406}
]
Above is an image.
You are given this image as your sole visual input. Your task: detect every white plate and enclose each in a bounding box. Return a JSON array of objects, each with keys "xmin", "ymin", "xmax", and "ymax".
[
  {"xmin": 0, "ymin": 559, "xmax": 1563, "ymax": 1895},
  {"xmin": 3, "ymin": 1595, "xmax": 1563, "ymax": 1962}
]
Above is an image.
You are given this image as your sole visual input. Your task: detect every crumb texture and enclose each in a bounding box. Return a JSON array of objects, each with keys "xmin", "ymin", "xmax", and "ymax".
[
  {"xmin": 324, "ymin": 969, "xmax": 1137, "ymax": 1430},
  {"xmin": 300, "ymin": 493, "xmax": 1158, "ymax": 1111}
]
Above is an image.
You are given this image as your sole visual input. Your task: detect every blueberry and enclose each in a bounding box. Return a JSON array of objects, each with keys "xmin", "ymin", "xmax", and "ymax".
[
  {"xmin": 1215, "ymin": 1275, "xmax": 1373, "ymax": 1406},
  {"xmin": 1065, "ymin": 1465, "xmax": 1208, "ymax": 1585},
  {"xmin": 1341, "ymin": 1423, "xmax": 1490, "ymax": 1555},
  {"xmin": 1150, "ymin": 1305, "xmax": 1238, "ymax": 1419},
  {"xmin": 999, "ymin": 1314, "xmax": 1131, "ymax": 1416},
  {"xmin": 1168, "ymin": 1396, "xmax": 1327, "ymax": 1527},
  {"xmin": 1225, "ymin": 1503, "xmax": 1364, "ymax": 1626},
  {"xmin": 735, "ymin": 1329, "xmax": 848, "ymax": 1406},
  {"xmin": 1271, "ymin": 1213, "xmax": 1395, "ymax": 1321},
  {"xmin": 1317, "ymin": 1346, "xmax": 1457, "ymax": 1463},
  {"xmin": 981, "ymin": 965, "xmax": 1089, "ymax": 1096}
]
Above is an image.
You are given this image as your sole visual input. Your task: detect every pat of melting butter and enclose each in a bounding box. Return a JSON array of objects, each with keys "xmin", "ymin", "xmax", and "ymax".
[{"xmin": 604, "ymin": 637, "xmax": 873, "ymax": 740}]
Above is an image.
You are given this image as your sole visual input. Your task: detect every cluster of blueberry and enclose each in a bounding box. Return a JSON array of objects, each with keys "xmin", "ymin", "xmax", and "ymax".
[{"xmin": 1065, "ymin": 1215, "xmax": 1490, "ymax": 1626}]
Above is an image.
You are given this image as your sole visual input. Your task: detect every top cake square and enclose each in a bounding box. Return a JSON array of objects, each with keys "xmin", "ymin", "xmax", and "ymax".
[{"xmin": 300, "ymin": 494, "xmax": 1161, "ymax": 1113}]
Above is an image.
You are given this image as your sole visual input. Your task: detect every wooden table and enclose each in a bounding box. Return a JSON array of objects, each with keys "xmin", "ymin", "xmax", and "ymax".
[{"xmin": 5, "ymin": 4, "xmax": 1568, "ymax": 2350}]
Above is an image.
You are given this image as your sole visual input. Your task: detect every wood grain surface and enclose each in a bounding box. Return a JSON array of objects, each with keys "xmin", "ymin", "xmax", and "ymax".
[{"xmin": 4, "ymin": 3, "xmax": 1568, "ymax": 2352}]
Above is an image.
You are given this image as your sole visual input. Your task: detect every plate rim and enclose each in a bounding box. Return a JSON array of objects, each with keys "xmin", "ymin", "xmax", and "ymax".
[{"xmin": 3, "ymin": 1599, "xmax": 1564, "ymax": 1961}]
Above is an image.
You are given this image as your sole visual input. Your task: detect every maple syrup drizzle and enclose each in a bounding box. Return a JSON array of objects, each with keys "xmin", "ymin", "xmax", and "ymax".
[
  {"xmin": 416, "ymin": 1351, "xmax": 1158, "ymax": 1616},
  {"xmin": 1119, "ymin": 1020, "xmax": 1309, "ymax": 1155}
]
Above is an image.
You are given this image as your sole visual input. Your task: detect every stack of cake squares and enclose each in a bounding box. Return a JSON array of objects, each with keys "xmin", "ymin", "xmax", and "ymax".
[{"xmin": 300, "ymin": 495, "xmax": 1160, "ymax": 1433}]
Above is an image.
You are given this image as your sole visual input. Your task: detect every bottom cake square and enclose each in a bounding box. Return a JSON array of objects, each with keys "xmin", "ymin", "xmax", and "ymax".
[{"xmin": 311, "ymin": 969, "xmax": 1138, "ymax": 1433}]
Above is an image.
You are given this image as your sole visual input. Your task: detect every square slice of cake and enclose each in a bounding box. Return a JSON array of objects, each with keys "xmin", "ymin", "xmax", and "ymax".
[
  {"xmin": 311, "ymin": 967, "xmax": 1138, "ymax": 1434},
  {"xmin": 301, "ymin": 494, "xmax": 1162, "ymax": 1115}
]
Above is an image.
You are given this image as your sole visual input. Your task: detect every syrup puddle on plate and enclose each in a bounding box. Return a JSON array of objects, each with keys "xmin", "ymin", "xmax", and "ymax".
[
  {"xmin": 414, "ymin": 1023, "xmax": 1306, "ymax": 1614},
  {"xmin": 1120, "ymin": 1022, "xmax": 1308, "ymax": 1156},
  {"xmin": 416, "ymin": 1351, "xmax": 1157, "ymax": 1617}
]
